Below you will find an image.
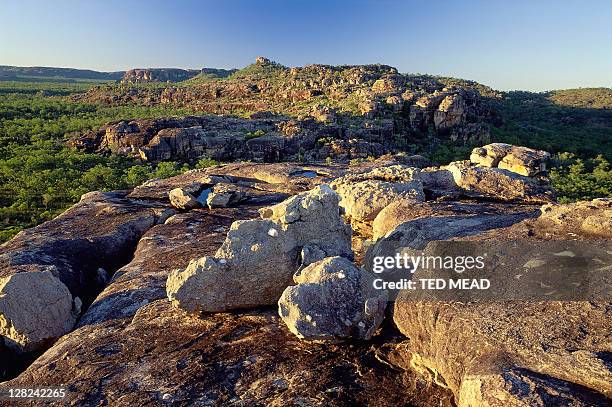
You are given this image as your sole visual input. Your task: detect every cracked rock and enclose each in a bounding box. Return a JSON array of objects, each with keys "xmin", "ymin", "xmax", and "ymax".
[
  {"xmin": 167, "ymin": 185, "xmax": 353, "ymax": 312},
  {"xmin": 278, "ymin": 256, "xmax": 387, "ymax": 342}
]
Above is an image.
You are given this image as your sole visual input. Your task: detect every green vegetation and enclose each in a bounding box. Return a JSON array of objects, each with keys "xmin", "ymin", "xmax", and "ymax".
[
  {"xmin": 244, "ymin": 129, "xmax": 266, "ymax": 140},
  {"xmin": 549, "ymin": 153, "xmax": 612, "ymax": 203},
  {"xmin": 0, "ymin": 81, "xmax": 210, "ymax": 243},
  {"xmin": 228, "ymin": 61, "xmax": 288, "ymax": 81},
  {"xmin": 0, "ymin": 73, "xmax": 610, "ymax": 243},
  {"xmin": 491, "ymin": 90, "xmax": 612, "ymax": 160}
]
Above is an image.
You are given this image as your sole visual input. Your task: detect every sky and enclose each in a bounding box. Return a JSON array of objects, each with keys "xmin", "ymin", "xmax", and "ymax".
[{"xmin": 1, "ymin": 0, "xmax": 611, "ymax": 91}]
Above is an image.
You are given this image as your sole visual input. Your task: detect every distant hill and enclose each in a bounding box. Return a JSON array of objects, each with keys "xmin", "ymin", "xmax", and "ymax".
[
  {"xmin": 122, "ymin": 68, "xmax": 237, "ymax": 83},
  {"xmin": 0, "ymin": 65, "xmax": 124, "ymax": 82}
]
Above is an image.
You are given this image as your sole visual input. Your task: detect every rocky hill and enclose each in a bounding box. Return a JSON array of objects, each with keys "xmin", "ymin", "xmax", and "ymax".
[
  {"xmin": 69, "ymin": 57, "xmax": 500, "ymax": 164},
  {"xmin": 121, "ymin": 68, "xmax": 236, "ymax": 83},
  {"xmin": 1, "ymin": 143, "xmax": 610, "ymax": 406}
]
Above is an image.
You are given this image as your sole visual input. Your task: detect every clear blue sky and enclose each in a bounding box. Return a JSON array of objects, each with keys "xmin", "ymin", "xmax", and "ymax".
[{"xmin": 1, "ymin": 0, "xmax": 611, "ymax": 91}]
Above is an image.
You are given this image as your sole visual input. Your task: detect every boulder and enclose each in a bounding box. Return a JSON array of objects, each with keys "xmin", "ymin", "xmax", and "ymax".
[
  {"xmin": 469, "ymin": 142, "xmax": 512, "ymax": 167},
  {"xmin": 365, "ymin": 212, "xmax": 534, "ymax": 275},
  {"xmin": 330, "ymin": 166, "xmax": 424, "ymax": 226},
  {"xmin": 278, "ymin": 257, "xmax": 387, "ymax": 343},
  {"xmin": 498, "ymin": 146, "xmax": 551, "ymax": 176},
  {"xmin": 470, "ymin": 144, "xmax": 551, "ymax": 176},
  {"xmin": 166, "ymin": 185, "xmax": 353, "ymax": 312},
  {"xmin": 372, "ymin": 200, "xmax": 442, "ymax": 240},
  {"xmin": 0, "ymin": 271, "xmax": 81, "ymax": 353},
  {"xmin": 168, "ymin": 187, "xmax": 201, "ymax": 210},
  {"xmin": 446, "ymin": 161, "xmax": 554, "ymax": 203},
  {"xmin": 206, "ymin": 183, "xmax": 247, "ymax": 208}
]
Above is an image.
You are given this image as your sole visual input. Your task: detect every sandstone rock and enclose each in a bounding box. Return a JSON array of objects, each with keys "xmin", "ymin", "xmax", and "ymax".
[
  {"xmin": 394, "ymin": 297, "xmax": 611, "ymax": 406},
  {"xmin": 331, "ymin": 166, "xmax": 424, "ymax": 226},
  {"xmin": 433, "ymin": 94, "xmax": 466, "ymax": 131},
  {"xmin": 372, "ymin": 199, "xmax": 432, "ymax": 240},
  {"xmin": 206, "ymin": 183, "xmax": 247, "ymax": 208},
  {"xmin": 385, "ymin": 95, "xmax": 403, "ymax": 111},
  {"xmin": 470, "ymin": 143, "xmax": 551, "ymax": 176},
  {"xmin": 446, "ymin": 160, "xmax": 554, "ymax": 203},
  {"xmin": 371, "ymin": 74, "xmax": 404, "ymax": 95},
  {"xmin": 359, "ymin": 100, "xmax": 379, "ymax": 118},
  {"xmin": 278, "ymin": 257, "xmax": 387, "ymax": 343},
  {"xmin": 499, "ymin": 146, "xmax": 551, "ymax": 176},
  {"xmin": 469, "ymin": 142, "xmax": 512, "ymax": 167},
  {"xmin": 0, "ymin": 271, "xmax": 80, "ymax": 353},
  {"xmin": 540, "ymin": 198, "xmax": 612, "ymax": 238},
  {"xmin": 167, "ymin": 185, "xmax": 352, "ymax": 312},
  {"xmin": 168, "ymin": 187, "xmax": 201, "ymax": 210},
  {"xmin": 309, "ymin": 104, "xmax": 337, "ymax": 122},
  {"xmin": 365, "ymin": 212, "xmax": 534, "ymax": 275},
  {"xmin": 122, "ymin": 68, "xmax": 201, "ymax": 83}
]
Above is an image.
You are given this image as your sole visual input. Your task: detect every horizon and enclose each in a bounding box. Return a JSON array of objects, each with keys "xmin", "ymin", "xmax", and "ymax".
[{"xmin": 1, "ymin": 0, "xmax": 612, "ymax": 92}]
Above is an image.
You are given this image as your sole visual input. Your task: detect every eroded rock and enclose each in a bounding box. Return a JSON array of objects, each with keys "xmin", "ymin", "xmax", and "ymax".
[
  {"xmin": 206, "ymin": 183, "xmax": 247, "ymax": 208},
  {"xmin": 331, "ymin": 166, "xmax": 424, "ymax": 228},
  {"xmin": 0, "ymin": 271, "xmax": 80, "ymax": 353},
  {"xmin": 446, "ymin": 160, "xmax": 554, "ymax": 203},
  {"xmin": 278, "ymin": 257, "xmax": 387, "ymax": 343},
  {"xmin": 166, "ymin": 185, "xmax": 352, "ymax": 312},
  {"xmin": 169, "ymin": 187, "xmax": 202, "ymax": 210},
  {"xmin": 470, "ymin": 143, "xmax": 551, "ymax": 176},
  {"xmin": 540, "ymin": 198, "xmax": 612, "ymax": 238}
]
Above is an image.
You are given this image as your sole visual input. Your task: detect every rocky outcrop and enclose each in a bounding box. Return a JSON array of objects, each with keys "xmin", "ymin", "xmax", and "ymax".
[
  {"xmin": 1, "ymin": 157, "xmax": 609, "ymax": 405},
  {"xmin": 470, "ymin": 143, "xmax": 551, "ymax": 176},
  {"xmin": 539, "ymin": 198, "xmax": 612, "ymax": 237},
  {"xmin": 433, "ymin": 94, "xmax": 466, "ymax": 132},
  {"xmin": 74, "ymin": 60, "xmax": 500, "ymax": 156},
  {"xmin": 0, "ymin": 191, "xmax": 172, "ymax": 357},
  {"xmin": 278, "ymin": 257, "xmax": 387, "ymax": 343},
  {"xmin": 446, "ymin": 160, "xmax": 554, "ymax": 203},
  {"xmin": 393, "ymin": 299, "xmax": 611, "ymax": 406},
  {"xmin": 166, "ymin": 185, "xmax": 353, "ymax": 312},
  {"xmin": 122, "ymin": 68, "xmax": 205, "ymax": 83}
]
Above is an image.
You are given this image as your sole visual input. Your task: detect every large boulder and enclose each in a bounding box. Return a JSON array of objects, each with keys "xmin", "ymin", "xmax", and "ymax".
[
  {"xmin": 278, "ymin": 257, "xmax": 387, "ymax": 343},
  {"xmin": 446, "ymin": 161, "xmax": 554, "ymax": 203},
  {"xmin": 370, "ymin": 200, "xmax": 527, "ymax": 240},
  {"xmin": 394, "ymin": 299, "xmax": 611, "ymax": 406},
  {"xmin": 365, "ymin": 212, "xmax": 535, "ymax": 275},
  {"xmin": 0, "ymin": 271, "xmax": 81, "ymax": 353},
  {"xmin": 166, "ymin": 185, "xmax": 353, "ymax": 312},
  {"xmin": 470, "ymin": 143, "xmax": 551, "ymax": 177},
  {"xmin": 330, "ymin": 166, "xmax": 424, "ymax": 227}
]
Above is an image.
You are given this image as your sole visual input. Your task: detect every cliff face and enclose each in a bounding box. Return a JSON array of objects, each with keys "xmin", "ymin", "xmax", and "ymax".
[{"xmin": 1, "ymin": 145, "xmax": 610, "ymax": 405}]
